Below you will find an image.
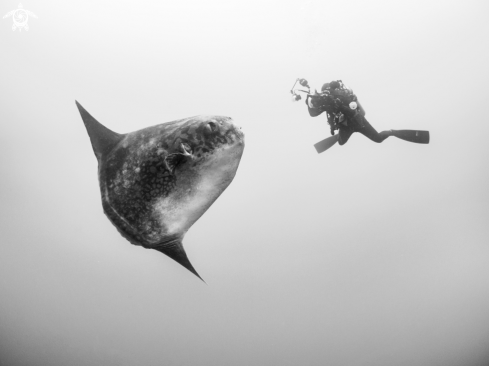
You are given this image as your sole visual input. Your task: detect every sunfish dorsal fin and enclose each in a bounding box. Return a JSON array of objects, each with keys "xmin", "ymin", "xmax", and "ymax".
[
  {"xmin": 154, "ymin": 238, "xmax": 205, "ymax": 282},
  {"xmin": 75, "ymin": 101, "xmax": 125, "ymax": 162}
]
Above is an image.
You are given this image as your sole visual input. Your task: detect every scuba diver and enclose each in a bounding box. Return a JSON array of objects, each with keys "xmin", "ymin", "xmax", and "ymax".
[{"xmin": 291, "ymin": 79, "xmax": 430, "ymax": 153}]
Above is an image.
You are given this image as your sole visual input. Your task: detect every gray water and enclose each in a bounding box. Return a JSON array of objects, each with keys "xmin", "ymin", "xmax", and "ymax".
[{"xmin": 1, "ymin": 0, "xmax": 489, "ymax": 365}]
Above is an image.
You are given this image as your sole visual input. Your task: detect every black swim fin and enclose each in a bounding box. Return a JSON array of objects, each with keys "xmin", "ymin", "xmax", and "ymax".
[
  {"xmin": 314, "ymin": 134, "xmax": 339, "ymax": 153},
  {"xmin": 392, "ymin": 130, "xmax": 430, "ymax": 144}
]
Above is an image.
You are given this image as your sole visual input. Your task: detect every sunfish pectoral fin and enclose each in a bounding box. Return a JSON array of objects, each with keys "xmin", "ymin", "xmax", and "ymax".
[
  {"xmin": 164, "ymin": 144, "xmax": 194, "ymax": 174},
  {"xmin": 75, "ymin": 101, "xmax": 125, "ymax": 162},
  {"xmin": 153, "ymin": 239, "xmax": 204, "ymax": 282},
  {"xmin": 164, "ymin": 153, "xmax": 186, "ymax": 175}
]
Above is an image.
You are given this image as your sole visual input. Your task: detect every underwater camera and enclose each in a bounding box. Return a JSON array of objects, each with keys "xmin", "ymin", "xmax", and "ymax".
[{"xmin": 290, "ymin": 78, "xmax": 311, "ymax": 102}]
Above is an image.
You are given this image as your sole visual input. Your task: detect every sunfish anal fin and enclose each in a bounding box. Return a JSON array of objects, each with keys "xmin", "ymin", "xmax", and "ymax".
[
  {"xmin": 154, "ymin": 239, "xmax": 204, "ymax": 282},
  {"xmin": 75, "ymin": 101, "xmax": 125, "ymax": 162}
]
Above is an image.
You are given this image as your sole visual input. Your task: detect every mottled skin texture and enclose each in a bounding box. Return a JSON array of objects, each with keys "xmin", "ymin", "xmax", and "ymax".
[
  {"xmin": 76, "ymin": 102, "xmax": 245, "ymax": 279},
  {"xmin": 101, "ymin": 116, "xmax": 244, "ymax": 247}
]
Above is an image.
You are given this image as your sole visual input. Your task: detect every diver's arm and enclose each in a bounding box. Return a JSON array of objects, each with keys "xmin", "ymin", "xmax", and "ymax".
[
  {"xmin": 327, "ymin": 113, "xmax": 337, "ymax": 135},
  {"xmin": 308, "ymin": 107, "xmax": 324, "ymax": 117},
  {"xmin": 347, "ymin": 88, "xmax": 366, "ymax": 117},
  {"xmin": 306, "ymin": 95, "xmax": 325, "ymax": 117},
  {"xmin": 338, "ymin": 86, "xmax": 366, "ymax": 117},
  {"xmin": 356, "ymin": 100, "xmax": 366, "ymax": 117}
]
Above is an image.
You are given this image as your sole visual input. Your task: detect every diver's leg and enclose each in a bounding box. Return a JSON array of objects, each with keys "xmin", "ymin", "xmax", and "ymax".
[
  {"xmin": 356, "ymin": 118, "xmax": 392, "ymax": 143},
  {"xmin": 338, "ymin": 127, "xmax": 354, "ymax": 145}
]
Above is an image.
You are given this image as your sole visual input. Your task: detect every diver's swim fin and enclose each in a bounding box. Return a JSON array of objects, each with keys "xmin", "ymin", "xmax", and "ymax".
[
  {"xmin": 392, "ymin": 130, "xmax": 430, "ymax": 144},
  {"xmin": 314, "ymin": 135, "xmax": 339, "ymax": 153}
]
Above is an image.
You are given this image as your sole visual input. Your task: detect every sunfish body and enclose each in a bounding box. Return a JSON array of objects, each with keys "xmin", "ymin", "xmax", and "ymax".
[{"xmin": 76, "ymin": 101, "xmax": 245, "ymax": 280}]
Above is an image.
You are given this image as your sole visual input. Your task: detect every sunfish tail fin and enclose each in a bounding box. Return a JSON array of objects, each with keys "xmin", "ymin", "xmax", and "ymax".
[
  {"xmin": 392, "ymin": 130, "xmax": 430, "ymax": 144},
  {"xmin": 154, "ymin": 239, "xmax": 205, "ymax": 282},
  {"xmin": 75, "ymin": 101, "xmax": 125, "ymax": 162}
]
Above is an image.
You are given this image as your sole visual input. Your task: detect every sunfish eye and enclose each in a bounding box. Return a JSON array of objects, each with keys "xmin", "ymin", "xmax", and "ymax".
[{"xmin": 205, "ymin": 122, "xmax": 218, "ymax": 133}]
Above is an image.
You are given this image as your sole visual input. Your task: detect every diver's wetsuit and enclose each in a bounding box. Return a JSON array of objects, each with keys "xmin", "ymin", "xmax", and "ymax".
[
  {"xmin": 334, "ymin": 117, "xmax": 392, "ymax": 145},
  {"xmin": 307, "ymin": 85, "xmax": 393, "ymax": 145}
]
